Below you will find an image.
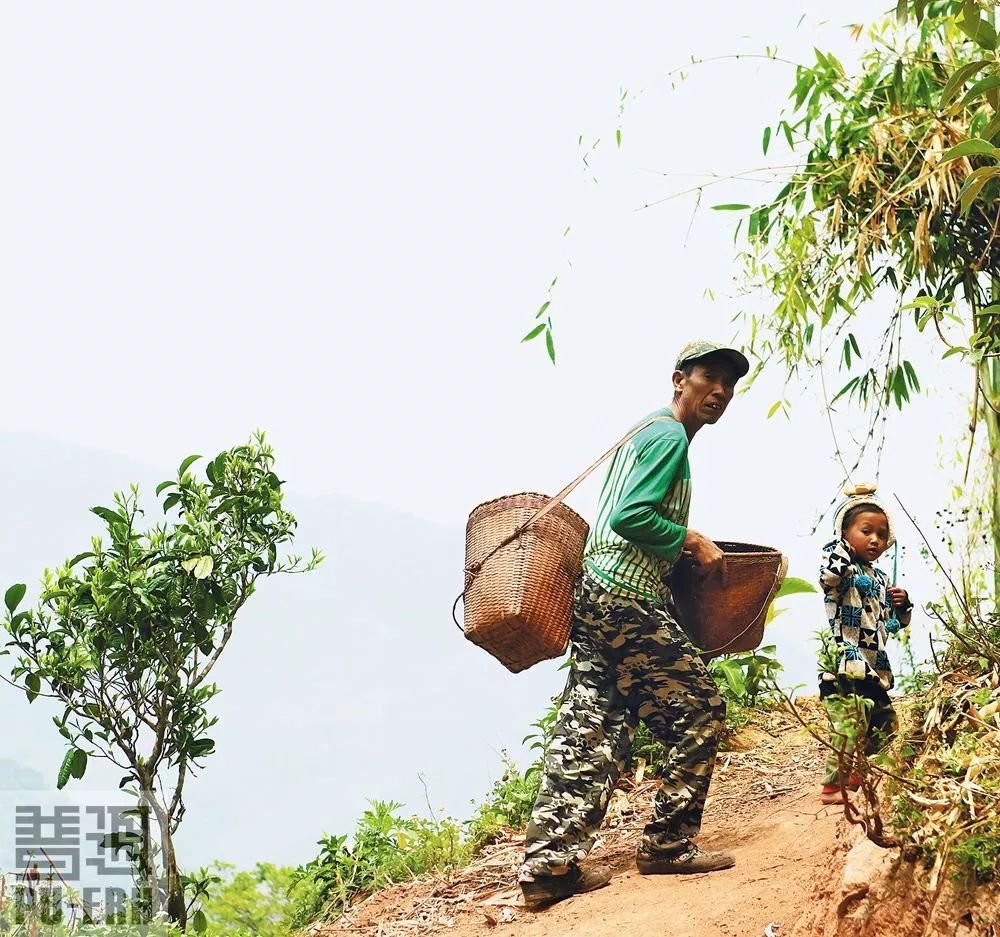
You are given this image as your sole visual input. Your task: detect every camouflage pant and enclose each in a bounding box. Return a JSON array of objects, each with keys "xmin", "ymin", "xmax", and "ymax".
[{"xmin": 519, "ymin": 573, "xmax": 726, "ymax": 881}]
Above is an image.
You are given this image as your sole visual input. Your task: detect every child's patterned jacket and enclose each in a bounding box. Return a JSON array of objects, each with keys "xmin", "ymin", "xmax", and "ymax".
[{"xmin": 819, "ymin": 538, "xmax": 911, "ymax": 690}]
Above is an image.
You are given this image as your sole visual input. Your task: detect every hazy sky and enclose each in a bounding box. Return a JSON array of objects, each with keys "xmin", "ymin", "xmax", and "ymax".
[{"xmin": 1, "ymin": 1, "xmax": 975, "ymax": 868}]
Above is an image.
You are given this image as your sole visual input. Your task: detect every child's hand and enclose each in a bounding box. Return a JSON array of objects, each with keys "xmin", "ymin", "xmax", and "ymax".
[{"xmin": 887, "ymin": 587, "xmax": 911, "ymax": 609}]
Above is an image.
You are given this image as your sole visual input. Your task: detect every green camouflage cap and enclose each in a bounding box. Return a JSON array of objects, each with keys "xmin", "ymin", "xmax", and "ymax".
[{"xmin": 675, "ymin": 340, "xmax": 750, "ymax": 378}]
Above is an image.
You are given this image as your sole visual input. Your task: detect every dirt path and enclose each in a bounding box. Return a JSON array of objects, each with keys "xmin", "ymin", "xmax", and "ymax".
[{"xmin": 319, "ymin": 705, "xmax": 853, "ymax": 937}]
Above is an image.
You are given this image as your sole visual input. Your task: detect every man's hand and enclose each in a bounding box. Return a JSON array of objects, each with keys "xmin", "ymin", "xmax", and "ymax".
[
  {"xmin": 887, "ymin": 587, "xmax": 911, "ymax": 610},
  {"xmin": 683, "ymin": 529, "xmax": 727, "ymax": 584}
]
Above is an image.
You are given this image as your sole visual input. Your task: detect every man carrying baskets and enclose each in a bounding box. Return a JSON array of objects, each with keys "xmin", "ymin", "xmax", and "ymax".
[{"xmin": 519, "ymin": 341, "xmax": 749, "ymax": 911}]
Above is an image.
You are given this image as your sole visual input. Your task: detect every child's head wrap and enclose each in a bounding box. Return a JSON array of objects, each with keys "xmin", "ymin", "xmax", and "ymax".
[{"xmin": 832, "ymin": 483, "xmax": 896, "ymax": 548}]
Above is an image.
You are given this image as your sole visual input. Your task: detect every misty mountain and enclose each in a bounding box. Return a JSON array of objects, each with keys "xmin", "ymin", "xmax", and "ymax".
[{"xmin": 0, "ymin": 434, "xmax": 563, "ymax": 869}]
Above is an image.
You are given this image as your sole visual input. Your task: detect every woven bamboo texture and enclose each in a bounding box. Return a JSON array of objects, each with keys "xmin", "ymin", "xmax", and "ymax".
[
  {"xmin": 463, "ymin": 492, "xmax": 589, "ymax": 673},
  {"xmin": 671, "ymin": 542, "xmax": 788, "ymax": 655}
]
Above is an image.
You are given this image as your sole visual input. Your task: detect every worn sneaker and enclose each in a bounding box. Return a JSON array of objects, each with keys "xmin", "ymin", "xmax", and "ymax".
[
  {"xmin": 636, "ymin": 844, "xmax": 735, "ymax": 875},
  {"xmin": 520, "ymin": 862, "xmax": 613, "ymax": 911}
]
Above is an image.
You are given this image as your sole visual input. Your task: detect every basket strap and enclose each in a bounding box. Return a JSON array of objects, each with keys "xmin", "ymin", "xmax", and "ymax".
[
  {"xmin": 452, "ymin": 413, "xmax": 676, "ymax": 631},
  {"xmin": 697, "ymin": 554, "xmax": 789, "ymax": 657}
]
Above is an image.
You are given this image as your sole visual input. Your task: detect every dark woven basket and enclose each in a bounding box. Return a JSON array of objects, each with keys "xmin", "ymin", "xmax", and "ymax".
[
  {"xmin": 671, "ymin": 541, "xmax": 788, "ymax": 656},
  {"xmin": 462, "ymin": 492, "xmax": 589, "ymax": 673}
]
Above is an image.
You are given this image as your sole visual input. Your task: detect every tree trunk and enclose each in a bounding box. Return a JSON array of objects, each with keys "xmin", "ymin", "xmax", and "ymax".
[{"xmin": 144, "ymin": 787, "xmax": 187, "ymax": 930}]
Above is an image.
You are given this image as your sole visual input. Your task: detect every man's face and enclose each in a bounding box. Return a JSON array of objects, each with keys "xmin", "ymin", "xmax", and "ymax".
[
  {"xmin": 673, "ymin": 355, "xmax": 738, "ymax": 424},
  {"xmin": 844, "ymin": 510, "xmax": 889, "ymax": 563}
]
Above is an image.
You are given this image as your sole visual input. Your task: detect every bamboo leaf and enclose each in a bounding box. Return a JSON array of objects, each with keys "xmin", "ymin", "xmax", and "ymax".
[
  {"xmin": 545, "ymin": 329, "xmax": 556, "ymax": 365},
  {"xmin": 958, "ymin": 16, "xmax": 998, "ymax": 52},
  {"xmin": 959, "ymin": 166, "xmax": 1000, "ymax": 214},
  {"xmin": 762, "ymin": 126, "xmax": 772, "ymax": 155},
  {"xmin": 711, "ymin": 203, "xmax": 751, "ymax": 211},
  {"xmin": 521, "ymin": 324, "xmax": 546, "ymax": 343},
  {"xmin": 940, "ymin": 139, "xmax": 998, "ymax": 162},
  {"xmin": 831, "ymin": 376, "xmax": 860, "ymax": 404},
  {"xmin": 766, "ymin": 400, "xmax": 782, "ymax": 419},
  {"xmin": 941, "ymin": 60, "xmax": 992, "ymax": 105},
  {"xmin": 961, "ymin": 75, "xmax": 1000, "ymax": 107}
]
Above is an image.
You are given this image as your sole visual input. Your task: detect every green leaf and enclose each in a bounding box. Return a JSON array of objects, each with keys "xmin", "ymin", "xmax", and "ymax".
[
  {"xmin": 958, "ymin": 15, "xmax": 998, "ymax": 52},
  {"xmin": 100, "ymin": 830, "xmax": 142, "ymax": 852},
  {"xmin": 711, "ymin": 203, "xmax": 751, "ymax": 211},
  {"xmin": 940, "ymin": 139, "xmax": 998, "ymax": 162},
  {"xmin": 70, "ymin": 748, "xmax": 88, "ymax": 780},
  {"xmin": 155, "ymin": 480, "xmax": 175, "ymax": 496},
  {"xmin": 545, "ymin": 329, "xmax": 556, "ymax": 365},
  {"xmin": 941, "ymin": 60, "xmax": 992, "ymax": 105},
  {"xmin": 67, "ymin": 552, "xmax": 95, "ymax": 567},
  {"xmin": 895, "ymin": 0, "xmax": 906, "ymax": 24},
  {"xmin": 178, "ymin": 454, "xmax": 202, "ymax": 477},
  {"xmin": 535, "ymin": 300, "xmax": 551, "ymax": 320},
  {"xmin": 717, "ymin": 660, "xmax": 746, "ymax": 698},
  {"xmin": 781, "ymin": 120, "xmax": 794, "ymax": 148},
  {"xmin": 191, "ymin": 909, "xmax": 208, "ymax": 934},
  {"xmin": 521, "ymin": 324, "xmax": 546, "ymax": 343},
  {"xmin": 776, "ymin": 577, "xmax": 817, "ymax": 597},
  {"xmin": 766, "ymin": 400, "xmax": 782, "ymax": 419},
  {"xmin": 25, "ymin": 672, "xmax": 40, "ymax": 703},
  {"xmin": 57, "ymin": 749, "xmax": 75, "ymax": 790},
  {"xmin": 942, "ymin": 346, "xmax": 968, "ymax": 360},
  {"xmin": 91, "ymin": 506, "xmax": 126, "ymax": 527},
  {"xmin": 959, "ymin": 165, "xmax": 1000, "ymax": 214},
  {"xmin": 193, "ymin": 556, "xmax": 214, "ymax": 580},
  {"xmin": 162, "ymin": 492, "xmax": 182, "ymax": 512},
  {"xmin": 831, "ymin": 376, "xmax": 860, "ymax": 404},
  {"xmin": 961, "ymin": 75, "xmax": 1000, "ymax": 107},
  {"xmin": 984, "ymin": 112, "xmax": 1000, "ymax": 141},
  {"xmin": 901, "ymin": 296, "xmax": 942, "ymax": 310},
  {"xmin": 616, "ymin": 128, "xmax": 622, "ymax": 148},
  {"xmin": 188, "ymin": 738, "xmax": 216, "ymax": 758},
  {"xmin": 4, "ymin": 583, "xmax": 26, "ymax": 613},
  {"xmin": 762, "ymin": 126, "xmax": 771, "ymax": 155}
]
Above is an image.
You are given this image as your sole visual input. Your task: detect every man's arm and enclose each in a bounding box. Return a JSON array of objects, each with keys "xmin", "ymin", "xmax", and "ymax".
[{"xmin": 609, "ymin": 434, "xmax": 688, "ymax": 562}]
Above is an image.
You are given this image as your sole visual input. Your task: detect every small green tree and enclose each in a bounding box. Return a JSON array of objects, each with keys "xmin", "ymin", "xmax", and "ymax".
[
  {"xmin": 0, "ymin": 433, "xmax": 322, "ymax": 929},
  {"xmin": 199, "ymin": 862, "xmax": 299, "ymax": 937}
]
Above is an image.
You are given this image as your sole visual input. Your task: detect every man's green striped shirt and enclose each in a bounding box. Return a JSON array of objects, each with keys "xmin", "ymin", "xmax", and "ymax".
[{"xmin": 582, "ymin": 408, "xmax": 691, "ymax": 602}]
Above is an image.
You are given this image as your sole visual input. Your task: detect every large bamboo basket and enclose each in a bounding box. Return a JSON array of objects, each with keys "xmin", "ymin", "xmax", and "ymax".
[
  {"xmin": 461, "ymin": 492, "xmax": 589, "ymax": 673},
  {"xmin": 671, "ymin": 541, "xmax": 788, "ymax": 656}
]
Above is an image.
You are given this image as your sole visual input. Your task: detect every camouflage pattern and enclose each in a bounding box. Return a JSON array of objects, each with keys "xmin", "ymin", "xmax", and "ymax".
[
  {"xmin": 822, "ymin": 691, "xmax": 898, "ymax": 786},
  {"xmin": 519, "ymin": 573, "xmax": 726, "ymax": 882},
  {"xmin": 674, "ymin": 340, "xmax": 750, "ymax": 377}
]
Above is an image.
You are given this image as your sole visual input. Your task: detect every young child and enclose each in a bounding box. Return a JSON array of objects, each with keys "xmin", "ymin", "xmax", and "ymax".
[{"xmin": 818, "ymin": 485, "xmax": 914, "ymax": 804}]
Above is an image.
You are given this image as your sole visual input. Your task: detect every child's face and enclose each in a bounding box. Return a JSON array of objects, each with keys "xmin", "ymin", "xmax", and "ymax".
[{"xmin": 843, "ymin": 510, "xmax": 889, "ymax": 563}]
